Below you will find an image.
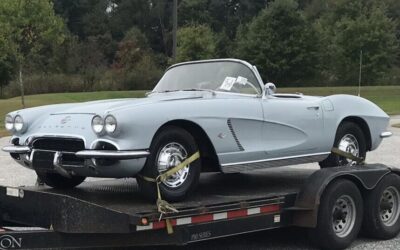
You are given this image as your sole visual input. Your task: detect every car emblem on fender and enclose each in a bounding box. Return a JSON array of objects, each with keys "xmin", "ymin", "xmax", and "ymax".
[{"xmin": 60, "ymin": 116, "xmax": 72, "ymax": 124}]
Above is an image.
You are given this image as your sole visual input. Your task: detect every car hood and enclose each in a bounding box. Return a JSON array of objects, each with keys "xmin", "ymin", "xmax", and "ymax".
[{"xmin": 53, "ymin": 92, "xmax": 206, "ymax": 115}]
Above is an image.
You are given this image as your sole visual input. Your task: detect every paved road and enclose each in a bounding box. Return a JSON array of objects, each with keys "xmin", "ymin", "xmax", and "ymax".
[{"xmin": 0, "ymin": 116, "xmax": 399, "ymax": 249}]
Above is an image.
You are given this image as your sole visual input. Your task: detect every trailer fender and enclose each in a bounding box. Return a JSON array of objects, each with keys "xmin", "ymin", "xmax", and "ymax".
[{"xmin": 292, "ymin": 164, "xmax": 393, "ymax": 228}]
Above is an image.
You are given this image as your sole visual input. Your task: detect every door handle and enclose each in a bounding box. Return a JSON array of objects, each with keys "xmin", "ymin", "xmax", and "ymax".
[{"xmin": 307, "ymin": 105, "xmax": 320, "ymax": 110}]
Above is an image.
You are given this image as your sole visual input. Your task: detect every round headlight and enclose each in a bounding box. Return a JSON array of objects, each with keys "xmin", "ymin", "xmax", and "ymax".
[
  {"xmin": 5, "ymin": 115, "xmax": 14, "ymax": 131},
  {"xmin": 91, "ymin": 115, "xmax": 104, "ymax": 134},
  {"xmin": 14, "ymin": 115, "xmax": 24, "ymax": 131},
  {"xmin": 105, "ymin": 115, "xmax": 117, "ymax": 134}
]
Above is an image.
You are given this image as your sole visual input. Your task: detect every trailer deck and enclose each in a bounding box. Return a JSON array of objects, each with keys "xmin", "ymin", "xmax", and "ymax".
[
  {"xmin": 0, "ymin": 164, "xmax": 397, "ymax": 249},
  {"xmin": 0, "ymin": 167, "xmax": 312, "ymax": 233}
]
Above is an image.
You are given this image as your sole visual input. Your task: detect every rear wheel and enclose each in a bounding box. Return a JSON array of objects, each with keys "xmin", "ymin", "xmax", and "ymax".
[
  {"xmin": 308, "ymin": 179, "xmax": 363, "ymax": 250},
  {"xmin": 320, "ymin": 121, "xmax": 367, "ymax": 168},
  {"xmin": 362, "ymin": 174, "xmax": 400, "ymax": 239},
  {"xmin": 36, "ymin": 172, "xmax": 86, "ymax": 189},
  {"xmin": 137, "ymin": 126, "xmax": 201, "ymax": 202}
]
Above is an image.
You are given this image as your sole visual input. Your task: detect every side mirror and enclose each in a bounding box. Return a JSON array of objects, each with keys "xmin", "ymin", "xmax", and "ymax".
[{"xmin": 264, "ymin": 82, "xmax": 276, "ymax": 96}]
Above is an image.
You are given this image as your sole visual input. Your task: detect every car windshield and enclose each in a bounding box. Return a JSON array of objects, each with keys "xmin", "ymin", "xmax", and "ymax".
[{"xmin": 153, "ymin": 61, "xmax": 262, "ymax": 95}]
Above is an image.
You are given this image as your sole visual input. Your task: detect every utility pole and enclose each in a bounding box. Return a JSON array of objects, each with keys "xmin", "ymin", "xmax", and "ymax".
[
  {"xmin": 172, "ymin": 0, "xmax": 178, "ymax": 60},
  {"xmin": 19, "ymin": 63, "xmax": 25, "ymax": 108},
  {"xmin": 358, "ymin": 50, "xmax": 362, "ymax": 97}
]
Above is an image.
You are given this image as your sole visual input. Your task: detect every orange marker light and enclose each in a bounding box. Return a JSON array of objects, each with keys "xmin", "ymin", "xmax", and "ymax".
[{"xmin": 141, "ymin": 218, "xmax": 149, "ymax": 225}]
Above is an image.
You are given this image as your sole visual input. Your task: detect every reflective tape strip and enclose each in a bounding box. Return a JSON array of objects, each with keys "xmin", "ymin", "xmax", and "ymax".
[
  {"xmin": 261, "ymin": 204, "xmax": 280, "ymax": 213},
  {"xmin": 136, "ymin": 223, "xmax": 153, "ymax": 231},
  {"xmin": 176, "ymin": 217, "xmax": 191, "ymax": 225},
  {"xmin": 192, "ymin": 214, "xmax": 214, "ymax": 224},
  {"xmin": 247, "ymin": 207, "xmax": 261, "ymax": 215},
  {"xmin": 213, "ymin": 212, "xmax": 228, "ymax": 220},
  {"xmin": 136, "ymin": 204, "xmax": 280, "ymax": 231},
  {"xmin": 227, "ymin": 209, "xmax": 247, "ymax": 219}
]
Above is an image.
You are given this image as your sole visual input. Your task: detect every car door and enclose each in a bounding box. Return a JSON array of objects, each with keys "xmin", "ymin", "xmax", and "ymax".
[{"xmin": 261, "ymin": 96, "xmax": 324, "ymax": 159}]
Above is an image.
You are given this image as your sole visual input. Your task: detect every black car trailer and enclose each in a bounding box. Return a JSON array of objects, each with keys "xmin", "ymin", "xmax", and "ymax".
[{"xmin": 0, "ymin": 164, "xmax": 399, "ymax": 250}]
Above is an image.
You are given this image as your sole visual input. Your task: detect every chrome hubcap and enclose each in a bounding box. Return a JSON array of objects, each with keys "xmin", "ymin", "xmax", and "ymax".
[
  {"xmin": 157, "ymin": 142, "xmax": 189, "ymax": 188},
  {"xmin": 380, "ymin": 186, "xmax": 400, "ymax": 227},
  {"xmin": 332, "ymin": 195, "xmax": 356, "ymax": 238},
  {"xmin": 338, "ymin": 134, "xmax": 359, "ymax": 165}
]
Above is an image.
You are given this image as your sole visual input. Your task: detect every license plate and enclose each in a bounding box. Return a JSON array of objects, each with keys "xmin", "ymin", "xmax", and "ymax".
[{"xmin": 32, "ymin": 150, "xmax": 55, "ymax": 170}]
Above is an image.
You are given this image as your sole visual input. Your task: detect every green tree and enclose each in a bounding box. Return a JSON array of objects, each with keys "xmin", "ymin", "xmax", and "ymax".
[
  {"xmin": 178, "ymin": 0, "xmax": 268, "ymax": 57},
  {"xmin": 179, "ymin": 0, "xmax": 268, "ymax": 38},
  {"xmin": 0, "ymin": 28, "xmax": 16, "ymax": 98},
  {"xmin": 176, "ymin": 25, "xmax": 216, "ymax": 62},
  {"xmin": 0, "ymin": 0, "xmax": 65, "ymax": 106},
  {"xmin": 77, "ymin": 36, "xmax": 107, "ymax": 91},
  {"xmin": 113, "ymin": 28, "xmax": 162, "ymax": 90},
  {"xmin": 316, "ymin": 0, "xmax": 399, "ymax": 84},
  {"xmin": 234, "ymin": 0, "xmax": 319, "ymax": 85}
]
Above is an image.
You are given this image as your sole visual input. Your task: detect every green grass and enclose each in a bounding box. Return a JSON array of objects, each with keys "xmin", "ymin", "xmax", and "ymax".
[{"xmin": 0, "ymin": 86, "xmax": 399, "ymax": 137}]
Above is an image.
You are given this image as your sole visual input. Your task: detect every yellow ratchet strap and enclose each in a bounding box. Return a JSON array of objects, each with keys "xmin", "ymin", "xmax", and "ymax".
[
  {"xmin": 140, "ymin": 151, "xmax": 200, "ymax": 234},
  {"xmin": 331, "ymin": 147, "xmax": 364, "ymax": 164}
]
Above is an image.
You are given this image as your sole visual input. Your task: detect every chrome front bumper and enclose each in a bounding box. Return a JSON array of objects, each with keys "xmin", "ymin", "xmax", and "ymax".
[
  {"xmin": 2, "ymin": 145, "xmax": 31, "ymax": 154},
  {"xmin": 380, "ymin": 131, "xmax": 393, "ymax": 138},
  {"xmin": 2, "ymin": 145, "xmax": 150, "ymax": 160}
]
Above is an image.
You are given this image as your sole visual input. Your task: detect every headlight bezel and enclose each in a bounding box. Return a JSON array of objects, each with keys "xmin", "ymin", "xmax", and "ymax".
[
  {"xmin": 104, "ymin": 115, "xmax": 117, "ymax": 134},
  {"xmin": 5, "ymin": 115, "xmax": 14, "ymax": 131},
  {"xmin": 14, "ymin": 115, "xmax": 24, "ymax": 132},
  {"xmin": 91, "ymin": 115, "xmax": 105, "ymax": 134}
]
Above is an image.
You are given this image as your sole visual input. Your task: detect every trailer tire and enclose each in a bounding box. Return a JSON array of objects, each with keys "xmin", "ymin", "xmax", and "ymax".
[
  {"xmin": 308, "ymin": 179, "xmax": 363, "ymax": 250},
  {"xmin": 362, "ymin": 173, "xmax": 400, "ymax": 239},
  {"xmin": 36, "ymin": 172, "xmax": 86, "ymax": 189},
  {"xmin": 137, "ymin": 126, "xmax": 201, "ymax": 202}
]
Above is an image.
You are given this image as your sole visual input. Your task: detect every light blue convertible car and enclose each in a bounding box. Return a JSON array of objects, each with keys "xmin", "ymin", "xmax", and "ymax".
[{"xmin": 2, "ymin": 59, "xmax": 392, "ymax": 201}]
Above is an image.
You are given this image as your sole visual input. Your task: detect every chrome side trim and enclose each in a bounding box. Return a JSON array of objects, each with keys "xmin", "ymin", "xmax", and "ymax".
[
  {"xmin": 380, "ymin": 131, "xmax": 393, "ymax": 138},
  {"xmin": 2, "ymin": 145, "xmax": 31, "ymax": 154},
  {"xmin": 75, "ymin": 150, "xmax": 150, "ymax": 159},
  {"xmin": 221, "ymin": 152, "xmax": 330, "ymax": 173},
  {"xmin": 221, "ymin": 152, "xmax": 331, "ymax": 166}
]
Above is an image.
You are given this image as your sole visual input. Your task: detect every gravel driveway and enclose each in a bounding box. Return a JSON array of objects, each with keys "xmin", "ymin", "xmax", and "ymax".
[{"xmin": 0, "ymin": 116, "xmax": 399, "ymax": 249}]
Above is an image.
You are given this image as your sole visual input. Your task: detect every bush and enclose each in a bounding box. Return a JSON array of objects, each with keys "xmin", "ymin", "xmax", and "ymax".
[
  {"xmin": 176, "ymin": 24, "xmax": 217, "ymax": 62},
  {"xmin": 113, "ymin": 54, "xmax": 162, "ymax": 90},
  {"xmin": 234, "ymin": 0, "xmax": 319, "ymax": 85},
  {"xmin": 2, "ymin": 73, "xmax": 83, "ymax": 98},
  {"xmin": 112, "ymin": 27, "xmax": 164, "ymax": 90}
]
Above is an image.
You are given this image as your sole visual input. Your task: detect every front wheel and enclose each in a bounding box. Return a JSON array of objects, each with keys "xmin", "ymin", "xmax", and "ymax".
[
  {"xmin": 36, "ymin": 172, "xmax": 86, "ymax": 189},
  {"xmin": 308, "ymin": 179, "xmax": 363, "ymax": 250},
  {"xmin": 137, "ymin": 126, "xmax": 201, "ymax": 202},
  {"xmin": 320, "ymin": 121, "xmax": 367, "ymax": 168}
]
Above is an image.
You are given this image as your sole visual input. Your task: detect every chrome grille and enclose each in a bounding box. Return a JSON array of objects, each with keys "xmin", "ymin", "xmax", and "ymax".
[
  {"xmin": 32, "ymin": 137, "xmax": 84, "ymax": 152},
  {"xmin": 32, "ymin": 137, "xmax": 85, "ymax": 166}
]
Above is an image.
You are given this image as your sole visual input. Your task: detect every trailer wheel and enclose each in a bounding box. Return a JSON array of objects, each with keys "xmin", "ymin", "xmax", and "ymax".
[
  {"xmin": 138, "ymin": 126, "xmax": 201, "ymax": 202},
  {"xmin": 362, "ymin": 173, "xmax": 400, "ymax": 239},
  {"xmin": 36, "ymin": 172, "xmax": 86, "ymax": 189},
  {"xmin": 308, "ymin": 179, "xmax": 363, "ymax": 250}
]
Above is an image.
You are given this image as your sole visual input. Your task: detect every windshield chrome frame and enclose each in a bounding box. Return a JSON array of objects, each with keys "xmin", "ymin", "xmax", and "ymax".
[{"xmin": 155, "ymin": 58, "xmax": 265, "ymax": 97}]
